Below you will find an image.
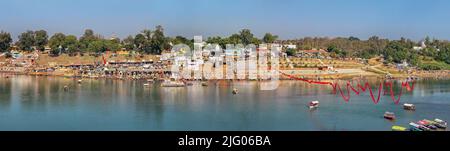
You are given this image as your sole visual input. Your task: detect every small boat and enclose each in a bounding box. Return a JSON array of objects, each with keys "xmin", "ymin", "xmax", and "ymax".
[
  {"xmin": 77, "ymin": 79, "xmax": 82, "ymax": 84},
  {"xmin": 309, "ymin": 101, "xmax": 319, "ymax": 109},
  {"xmin": 422, "ymin": 119, "xmax": 444, "ymax": 129},
  {"xmin": 403, "ymin": 103, "xmax": 415, "ymax": 110},
  {"xmin": 147, "ymin": 79, "xmax": 154, "ymax": 83},
  {"xmin": 143, "ymin": 83, "xmax": 150, "ymax": 87},
  {"xmin": 383, "ymin": 112, "xmax": 395, "ymax": 120},
  {"xmin": 409, "ymin": 122, "xmax": 423, "ymax": 131},
  {"xmin": 201, "ymin": 82, "xmax": 208, "ymax": 86},
  {"xmin": 161, "ymin": 78, "xmax": 186, "ymax": 87},
  {"xmin": 232, "ymin": 88, "xmax": 238, "ymax": 95},
  {"xmin": 185, "ymin": 82, "xmax": 193, "ymax": 86},
  {"xmin": 392, "ymin": 125, "xmax": 407, "ymax": 131},
  {"xmin": 63, "ymin": 85, "xmax": 69, "ymax": 91},
  {"xmin": 418, "ymin": 124, "xmax": 431, "ymax": 131},
  {"xmin": 434, "ymin": 119, "xmax": 447, "ymax": 129},
  {"xmin": 418, "ymin": 120, "xmax": 437, "ymax": 130}
]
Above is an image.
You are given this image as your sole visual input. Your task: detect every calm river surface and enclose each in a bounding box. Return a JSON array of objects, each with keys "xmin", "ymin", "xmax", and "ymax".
[{"xmin": 0, "ymin": 75, "xmax": 449, "ymax": 131}]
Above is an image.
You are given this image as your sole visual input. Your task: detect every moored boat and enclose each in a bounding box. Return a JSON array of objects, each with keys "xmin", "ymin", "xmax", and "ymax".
[
  {"xmin": 383, "ymin": 112, "xmax": 395, "ymax": 120},
  {"xmin": 409, "ymin": 122, "xmax": 423, "ymax": 131},
  {"xmin": 434, "ymin": 119, "xmax": 447, "ymax": 129},
  {"xmin": 201, "ymin": 82, "xmax": 208, "ymax": 86},
  {"xmin": 403, "ymin": 103, "xmax": 415, "ymax": 110},
  {"xmin": 309, "ymin": 101, "xmax": 319, "ymax": 109},
  {"xmin": 232, "ymin": 88, "xmax": 238, "ymax": 95},
  {"xmin": 392, "ymin": 125, "xmax": 407, "ymax": 131},
  {"xmin": 161, "ymin": 78, "xmax": 185, "ymax": 87},
  {"xmin": 418, "ymin": 120, "xmax": 437, "ymax": 130}
]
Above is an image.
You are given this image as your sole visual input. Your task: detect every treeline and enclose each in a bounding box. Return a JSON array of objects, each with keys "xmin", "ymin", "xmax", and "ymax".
[
  {"xmin": 280, "ymin": 36, "xmax": 450, "ymax": 69},
  {"xmin": 1, "ymin": 27, "xmax": 450, "ymax": 69},
  {"xmin": 0, "ymin": 26, "xmax": 278, "ymax": 56}
]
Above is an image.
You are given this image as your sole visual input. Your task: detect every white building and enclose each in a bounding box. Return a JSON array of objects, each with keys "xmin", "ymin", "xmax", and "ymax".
[{"xmin": 284, "ymin": 44, "xmax": 297, "ymax": 49}]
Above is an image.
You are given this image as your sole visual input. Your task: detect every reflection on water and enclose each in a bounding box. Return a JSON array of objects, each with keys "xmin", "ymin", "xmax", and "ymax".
[{"xmin": 0, "ymin": 74, "xmax": 449, "ymax": 131}]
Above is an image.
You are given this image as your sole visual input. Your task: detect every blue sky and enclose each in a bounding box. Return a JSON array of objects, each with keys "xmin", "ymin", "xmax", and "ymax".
[{"xmin": 1, "ymin": 0, "xmax": 450, "ymax": 41}]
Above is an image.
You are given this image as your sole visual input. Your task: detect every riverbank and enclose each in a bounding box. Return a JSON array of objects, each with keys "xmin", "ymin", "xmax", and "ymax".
[{"xmin": 1, "ymin": 51, "xmax": 449, "ymax": 81}]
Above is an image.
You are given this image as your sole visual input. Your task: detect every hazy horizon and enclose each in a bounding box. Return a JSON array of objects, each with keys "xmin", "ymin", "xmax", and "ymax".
[{"xmin": 2, "ymin": 0, "xmax": 450, "ymax": 41}]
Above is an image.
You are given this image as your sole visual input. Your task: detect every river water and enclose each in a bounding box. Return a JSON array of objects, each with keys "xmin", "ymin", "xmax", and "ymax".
[{"xmin": 0, "ymin": 75, "xmax": 449, "ymax": 131}]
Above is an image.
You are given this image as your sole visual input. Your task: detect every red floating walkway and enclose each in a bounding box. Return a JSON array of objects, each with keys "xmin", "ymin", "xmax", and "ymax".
[{"xmin": 278, "ymin": 71, "xmax": 415, "ymax": 104}]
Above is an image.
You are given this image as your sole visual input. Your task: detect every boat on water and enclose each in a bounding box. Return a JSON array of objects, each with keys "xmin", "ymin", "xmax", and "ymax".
[
  {"xmin": 201, "ymin": 82, "xmax": 208, "ymax": 86},
  {"xmin": 147, "ymin": 79, "xmax": 154, "ymax": 83},
  {"xmin": 63, "ymin": 85, "xmax": 69, "ymax": 91},
  {"xmin": 422, "ymin": 119, "xmax": 445, "ymax": 129},
  {"xmin": 161, "ymin": 78, "xmax": 185, "ymax": 87},
  {"xmin": 418, "ymin": 120, "xmax": 438, "ymax": 130},
  {"xmin": 143, "ymin": 83, "xmax": 150, "ymax": 87},
  {"xmin": 383, "ymin": 112, "xmax": 395, "ymax": 120},
  {"xmin": 309, "ymin": 101, "xmax": 319, "ymax": 109},
  {"xmin": 403, "ymin": 103, "xmax": 415, "ymax": 110},
  {"xmin": 185, "ymin": 82, "xmax": 193, "ymax": 86},
  {"xmin": 232, "ymin": 88, "xmax": 238, "ymax": 95},
  {"xmin": 409, "ymin": 122, "xmax": 423, "ymax": 131},
  {"xmin": 392, "ymin": 125, "xmax": 407, "ymax": 131},
  {"xmin": 434, "ymin": 119, "xmax": 447, "ymax": 129},
  {"xmin": 77, "ymin": 79, "xmax": 82, "ymax": 84}
]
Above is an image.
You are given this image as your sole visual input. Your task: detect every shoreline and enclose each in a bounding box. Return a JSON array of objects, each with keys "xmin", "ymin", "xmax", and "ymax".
[{"xmin": 2, "ymin": 70, "xmax": 448, "ymax": 81}]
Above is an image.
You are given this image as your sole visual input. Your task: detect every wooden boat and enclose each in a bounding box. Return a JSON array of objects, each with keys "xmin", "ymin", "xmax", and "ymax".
[
  {"xmin": 161, "ymin": 78, "xmax": 185, "ymax": 87},
  {"xmin": 392, "ymin": 125, "xmax": 407, "ymax": 131},
  {"xmin": 309, "ymin": 101, "xmax": 319, "ymax": 109},
  {"xmin": 201, "ymin": 82, "xmax": 208, "ymax": 86},
  {"xmin": 422, "ymin": 119, "xmax": 444, "ymax": 129},
  {"xmin": 418, "ymin": 120, "xmax": 437, "ymax": 130},
  {"xmin": 63, "ymin": 85, "xmax": 69, "ymax": 91},
  {"xmin": 77, "ymin": 79, "xmax": 82, "ymax": 84},
  {"xmin": 232, "ymin": 88, "xmax": 238, "ymax": 95},
  {"xmin": 383, "ymin": 112, "xmax": 395, "ymax": 120},
  {"xmin": 409, "ymin": 122, "xmax": 423, "ymax": 131},
  {"xmin": 434, "ymin": 119, "xmax": 447, "ymax": 129},
  {"xmin": 403, "ymin": 103, "xmax": 415, "ymax": 110}
]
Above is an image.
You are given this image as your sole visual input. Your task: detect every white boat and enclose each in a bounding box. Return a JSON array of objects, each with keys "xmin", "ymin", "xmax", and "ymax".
[
  {"xmin": 383, "ymin": 112, "xmax": 395, "ymax": 120},
  {"xmin": 434, "ymin": 119, "xmax": 447, "ymax": 129},
  {"xmin": 232, "ymin": 88, "xmax": 238, "ymax": 95},
  {"xmin": 161, "ymin": 78, "xmax": 185, "ymax": 87},
  {"xmin": 403, "ymin": 103, "xmax": 415, "ymax": 110},
  {"xmin": 309, "ymin": 101, "xmax": 319, "ymax": 109},
  {"xmin": 143, "ymin": 83, "xmax": 150, "ymax": 87}
]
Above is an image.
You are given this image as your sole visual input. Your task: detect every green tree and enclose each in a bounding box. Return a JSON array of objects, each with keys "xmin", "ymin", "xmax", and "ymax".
[
  {"xmin": 262, "ymin": 33, "xmax": 278, "ymax": 43},
  {"xmin": 87, "ymin": 40, "xmax": 105, "ymax": 53},
  {"xmin": 228, "ymin": 34, "xmax": 242, "ymax": 45},
  {"xmin": 134, "ymin": 33, "xmax": 146, "ymax": 51},
  {"xmin": 383, "ymin": 41, "xmax": 408, "ymax": 63},
  {"xmin": 122, "ymin": 35, "xmax": 135, "ymax": 50},
  {"xmin": 0, "ymin": 31, "xmax": 12, "ymax": 52},
  {"xmin": 286, "ymin": 48, "xmax": 296, "ymax": 56},
  {"xmin": 79, "ymin": 29, "xmax": 98, "ymax": 51},
  {"xmin": 34, "ymin": 30, "xmax": 48, "ymax": 51},
  {"xmin": 65, "ymin": 35, "xmax": 79, "ymax": 55},
  {"xmin": 48, "ymin": 33, "xmax": 66, "ymax": 55},
  {"xmin": 348, "ymin": 36, "xmax": 360, "ymax": 41},
  {"xmin": 239, "ymin": 29, "xmax": 254, "ymax": 45},
  {"xmin": 150, "ymin": 25, "xmax": 168, "ymax": 54},
  {"xmin": 17, "ymin": 30, "xmax": 35, "ymax": 51}
]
